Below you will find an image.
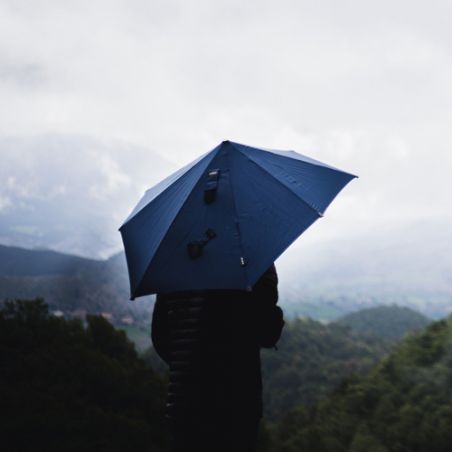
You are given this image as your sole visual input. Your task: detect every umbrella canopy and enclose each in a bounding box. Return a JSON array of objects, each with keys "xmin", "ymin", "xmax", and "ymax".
[{"xmin": 119, "ymin": 141, "xmax": 357, "ymax": 298}]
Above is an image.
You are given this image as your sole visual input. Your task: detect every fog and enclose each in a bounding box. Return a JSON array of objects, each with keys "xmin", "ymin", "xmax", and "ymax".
[{"xmin": 1, "ymin": 0, "xmax": 451, "ymax": 273}]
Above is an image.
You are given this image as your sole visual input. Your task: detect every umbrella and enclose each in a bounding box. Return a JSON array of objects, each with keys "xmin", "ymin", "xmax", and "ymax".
[{"xmin": 119, "ymin": 140, "xmax": 356, "ymax": 299}]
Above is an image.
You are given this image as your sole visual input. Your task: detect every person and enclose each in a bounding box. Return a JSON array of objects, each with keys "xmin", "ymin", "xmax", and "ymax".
[{"xmin": 151, "ymin": 264, "xmax": 284, "ymax": 452}]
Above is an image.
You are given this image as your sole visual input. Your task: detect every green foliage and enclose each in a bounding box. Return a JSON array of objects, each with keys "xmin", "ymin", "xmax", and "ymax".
[
  {"xmin": 336, "ymin": 305, "xmax": 431, "ymax": 340},
  {"xmin": 261, "ymin": 317, "xmax": 392, "ymax": 421},
  {"xmin": 273, "ymin": 317, "xmax": 452, "ymax": 452},
  {"xmin": 348, "ymin": 423, "xmax": 388, "ymax": 452},
  {"xmin": 143, "ymin": 315, "xmax": 393, "ymax": 424},
  {"xmin": 0, "ymin": 299, "xmax": 168, "ymax": 452},
  {"xmin": 3, "ymin": 298, "xmax": 450, "ymax": 451}
]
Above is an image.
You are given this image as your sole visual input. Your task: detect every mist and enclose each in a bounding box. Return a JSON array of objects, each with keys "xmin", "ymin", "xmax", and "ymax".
[{"xmin": 1, "ymin": 0, "xmax": 451, "ymax": 305}]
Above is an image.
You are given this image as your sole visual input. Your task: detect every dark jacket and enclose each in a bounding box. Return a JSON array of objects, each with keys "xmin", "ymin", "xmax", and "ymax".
[{"xmin": 151, "ymin": 265, "xmax": 283, "ymax": 422}]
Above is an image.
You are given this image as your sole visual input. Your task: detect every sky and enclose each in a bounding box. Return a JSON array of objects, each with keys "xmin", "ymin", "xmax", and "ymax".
[{"xmin": 1, "ymin": 0, "xmax": 451, "ymax": 259}]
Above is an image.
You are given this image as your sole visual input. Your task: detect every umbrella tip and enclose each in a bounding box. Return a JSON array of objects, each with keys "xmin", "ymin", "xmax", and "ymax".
[{"xmin": 222, "ymin": 139, "xmax": 230, "ymax": 144}]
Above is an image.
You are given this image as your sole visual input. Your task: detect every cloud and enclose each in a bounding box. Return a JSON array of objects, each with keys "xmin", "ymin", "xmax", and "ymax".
[
  {"xmin": 0, "ymin": 134, "xmax": 174, "ymax": 257},
  {"xmin": 0, "ymin": 0, "xmax": 451, "ymax": 258},
  {"xmin": 0, "ymin": 194, "xmax": 11, "ymax": 211},
  {"xmin": 87, "ymin": 151, "xmax": 132, "ymax": 201},
  {"xmin": 0, "ymin": 61, "xmax": 44, "ymax": 87},
  {"xmin": 1, "ymin": 1, "xmax": 451, "ymax": 141}
]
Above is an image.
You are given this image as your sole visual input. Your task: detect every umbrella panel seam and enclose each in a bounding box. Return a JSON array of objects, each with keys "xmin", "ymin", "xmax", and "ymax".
[{"xmin": 232, "ymin": 143, "xmax": 324, "ymax": 217}]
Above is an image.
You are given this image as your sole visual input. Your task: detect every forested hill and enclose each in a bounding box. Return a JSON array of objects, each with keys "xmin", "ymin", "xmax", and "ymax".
[
  {"xmin": 260, "ymin": 317, "xmax": 393, "ymax": 421},
  {"xmin": 0, "ymin": 299, "xmax": 168, "ymax": 452},
  {"xmin": 3, "ymin": 299, "xmax": 449, "ymax": 451},
  {"xmin": 273, "ymin": 316, "xmax": 452, "ymax": 452},
  {"xmin": 0, "ymin": 244, "xmax": 153, "ymax": 325},
  {"xmin": 335, "ymin": 304, "xmax": 431, "ymax": 339},
  {"xmin": 146, "ymin": 306, "xmax": 431, "ymax": 422}
]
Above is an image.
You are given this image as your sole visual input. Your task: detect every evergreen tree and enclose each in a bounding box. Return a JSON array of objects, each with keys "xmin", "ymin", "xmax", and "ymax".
[{"xmin": 0, "ymin": 299, "xmax": 168, "ymax": 452}]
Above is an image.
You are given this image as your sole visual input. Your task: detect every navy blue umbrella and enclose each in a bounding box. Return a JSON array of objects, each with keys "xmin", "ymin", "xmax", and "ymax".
[{"xmin": 119, "ymin": 141, "xmax": 356, "ymax": 298}]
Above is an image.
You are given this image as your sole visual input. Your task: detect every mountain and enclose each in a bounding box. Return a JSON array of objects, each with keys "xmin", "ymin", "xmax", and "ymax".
[
  {"xmin": 0, "ymin": 244, "xmax": 153, "ymax": 326},
  {"xmin": 335, "ymin": 305, "xmax": 431, "ymax": 340},
  {"xmin": 0, "ymin": 134, "xmax": 174, "ymax": 258},
  {"xmin": 272, "ymin": 316, "xmax": 452, "ymax": 452},
  {"xmin": 0, "ymin": 243, "xmax": 100, "ymax": 277},
  {"xmin": 1, "ymin": 134, "xmax": 450, "ymax": 320}
]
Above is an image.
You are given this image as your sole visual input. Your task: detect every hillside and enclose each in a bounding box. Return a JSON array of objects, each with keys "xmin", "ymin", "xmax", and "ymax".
[
  {"xmin": 3, "ymin": 299, "xmax": 449, "ymax": 451},
  {"xmin": 0, "ymin": 299, "xmax": 168, "ymax": 452},
  {"xmin": 0, "ymin": 244, "xmax": 101, "ymax": 277},
  {"xmin": 273, "ymin": 316, "xmax": 452, "ymax": 452},
  {"xmin": 147, "ymin": 305, "xmax": 432, "ymax": 422},
  {"xmin": 0, "ymin": 244, "xmax": 153, "ymax": 327},
  {"xmin": 335, "ymin": 304, "xmax": 431, "ymax": 339},
  {"xmin": 260, "ymin": 317, "xmax": 392, "ymax": 421}
]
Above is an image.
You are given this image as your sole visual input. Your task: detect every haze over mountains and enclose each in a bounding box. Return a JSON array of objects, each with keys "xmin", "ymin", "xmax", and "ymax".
[
  {"xmin": 0, "ymin": 244, "xmax": 153, "ymax": 325},
  {"xmin": 1, "ymin": 225, "xmax": 450, "ymax": 322},
  {"xmin": 278, "ymin": 219, "xmax": 452, "ymax": 318},
  {"xmin": 0, "ymin": 134, "xmax": 174, "ymax": 258},
  {"xmin": 1, "ymin": 134, "xmax": 451, "ymax": 320}
]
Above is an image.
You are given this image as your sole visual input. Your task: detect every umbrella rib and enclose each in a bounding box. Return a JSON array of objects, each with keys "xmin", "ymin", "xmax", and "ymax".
[
  {"xmin": 226, "ymin": 147, "xmax": 250, "ymax": 289},
  {"xmin": 233, "ymin": 145, "xmax": 324, "ymax": 218},
  {"xmin": 244, "ymin": 144, "xmax": 356, "ymax": 175}
]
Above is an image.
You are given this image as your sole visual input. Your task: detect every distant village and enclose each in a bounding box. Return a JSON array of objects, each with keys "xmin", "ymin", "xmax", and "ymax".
[{"xmin": 51, "ymin": 308, "xmax": 135, "ymax": 326}]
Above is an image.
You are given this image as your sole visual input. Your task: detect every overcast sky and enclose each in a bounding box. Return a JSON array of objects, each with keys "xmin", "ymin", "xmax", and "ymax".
[{"xmin": 1, "ymin": 0, "xmax": 451, "ymax": 255}]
